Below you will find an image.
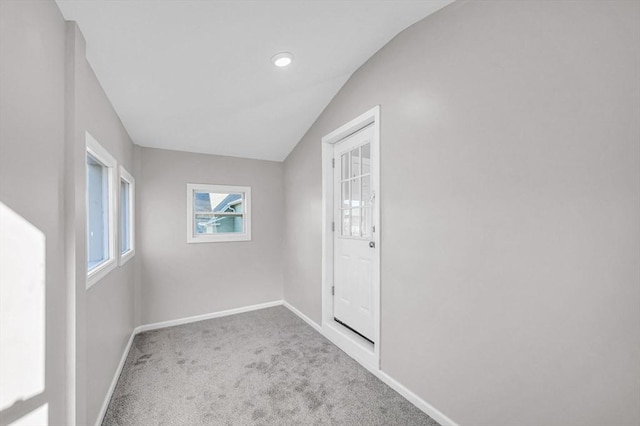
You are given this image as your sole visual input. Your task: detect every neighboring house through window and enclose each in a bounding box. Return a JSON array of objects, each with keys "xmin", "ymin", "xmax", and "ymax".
[{"xmin": 187, "ymin": 184, "xmax": 251, "ymax": 243}]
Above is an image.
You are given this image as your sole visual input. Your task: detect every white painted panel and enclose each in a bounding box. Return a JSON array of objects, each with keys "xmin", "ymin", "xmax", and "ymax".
[{"xmin": 358, "ymin": 257, "xmax": 372, "ymax": 312}]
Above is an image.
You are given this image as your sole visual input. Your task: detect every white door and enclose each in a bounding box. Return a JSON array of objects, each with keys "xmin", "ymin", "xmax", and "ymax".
[{"xmin": 333, "ymin": 124, "xmax": 377, "ymax": 342}]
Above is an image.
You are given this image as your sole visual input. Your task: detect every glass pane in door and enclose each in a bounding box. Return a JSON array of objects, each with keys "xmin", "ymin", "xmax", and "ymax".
[
  {"xmin": 341, "ymin": 182, "xmax": 350, "ymax": 208},
  {"xmin": 361, "ymin": 175, "xmax": 371, "ymax": 238},
  {"xmin": 361, "ymin": 175, "xmax": 370, "ymax": 205},
  {"xmin": 337, "ymin": 141, "xmax": 372, "ymax": 240},
  {"xmin": 351, "ymin": 177, "xmax": 361, "ymax": 209},
  {"xmin": 361, "ymin": 143, "xmax": 371, "ymax": 174},
  {"xmin": 341, "ymin": 152, "xmax": 350, "ymax": 180},
  {"xmin": 350, "ymin": 147, "xmax": 360, "ymax": 177},
  {"xmin": 351, "ymin": 208, "xmax": 361, "ymax": 237},
  {"xmin": 341, "ymin": 209, "xmax": 351, "ymax": 236}
]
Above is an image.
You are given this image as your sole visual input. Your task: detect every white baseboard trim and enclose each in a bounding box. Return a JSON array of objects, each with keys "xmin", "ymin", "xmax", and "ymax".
[
  {"xmin": 282, "ymin": 301, "xmax": 322, "ymax": 333},
  {"xmin": 373, "ymin": 370, "xmax": 459, "ymax": 426},
  {"xmin": 134, "ymin": 300, "xmax": 284, "ymax": 334},
  {"xmin": 96, "ymin": 299, "xmax": 284, "ymax": 426},
  {"xmin": 94, "ymin": 329, "xmax": 136, "ymax": 426},
  {"xmin": 283, "ymin": 299, "xmax": 459, "ymax": 426}
]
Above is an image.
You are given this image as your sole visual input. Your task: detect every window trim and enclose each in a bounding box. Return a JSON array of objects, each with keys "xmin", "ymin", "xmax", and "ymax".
[
  {"xmin": 186, "ymin": 183, "xmax": 252, "ymax": 243},
  {"xmin": 86, "ymin": 132, "xmax": 117, "ymax": 289},
  {"xmin": 119, "ymin": 166, "xmax": 135, "ymax": 266}
]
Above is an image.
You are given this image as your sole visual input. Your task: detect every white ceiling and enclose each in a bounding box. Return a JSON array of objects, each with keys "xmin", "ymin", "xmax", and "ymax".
[{"xmin": 55, "ymin": 0, "xmax": 453, "ymax": 161}]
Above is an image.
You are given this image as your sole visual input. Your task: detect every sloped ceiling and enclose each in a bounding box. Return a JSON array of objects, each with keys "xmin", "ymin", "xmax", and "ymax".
[{"xmin": 55, "ymin": 0, "xmax": 453, "ymax": 161}]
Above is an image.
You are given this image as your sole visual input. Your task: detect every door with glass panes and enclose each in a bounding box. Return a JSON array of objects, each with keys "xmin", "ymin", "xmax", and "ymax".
[{"xmin": 333, "ymin": 124, "xmax": 376, "ymax": 342}]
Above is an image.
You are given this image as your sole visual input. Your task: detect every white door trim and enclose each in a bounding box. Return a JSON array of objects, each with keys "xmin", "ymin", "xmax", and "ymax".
[{"xmin": 321, "ymin": 105, "xmax": 381, "ymax": 370}]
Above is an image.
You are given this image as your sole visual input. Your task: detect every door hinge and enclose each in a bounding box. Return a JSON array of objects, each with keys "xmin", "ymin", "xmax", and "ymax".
[
  {"xmin": 332, "ymin": 158, "xmax": 335, "ymax": 168},
  {"xmin": 332, "ymin": 286, "xmax": 335, "ymax": 295},
  {"xmin": 331, "ymin": 221, "xmax": 335, "ymax": 232}
]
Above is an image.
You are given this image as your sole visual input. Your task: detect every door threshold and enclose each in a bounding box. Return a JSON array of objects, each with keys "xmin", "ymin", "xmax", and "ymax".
[
  {"xmin": 334, "ymin": 317, "xmax": 374, "ymax": 344},
  {"xmin": 323, "ymin": 320, "xmax": 378, "ymax": 370}
]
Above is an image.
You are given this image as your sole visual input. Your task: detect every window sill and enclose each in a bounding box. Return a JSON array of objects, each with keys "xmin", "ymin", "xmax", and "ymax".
[
  {"xmin": 187, "ymin": 234, "xmax": 251, "ymax": 244},
  {"xmin": 87, "ymin": 258, "xmax": 117, "ymax": 289},
  {"xmin": 119, "ymin": 249, "xmax": 135, "ymax": 266}
]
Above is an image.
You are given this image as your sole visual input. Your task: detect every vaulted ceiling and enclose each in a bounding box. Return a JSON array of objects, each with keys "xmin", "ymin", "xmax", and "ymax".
[{"xmin": 55, "ymin": 0, "xmax": 453, "ymax": 161}]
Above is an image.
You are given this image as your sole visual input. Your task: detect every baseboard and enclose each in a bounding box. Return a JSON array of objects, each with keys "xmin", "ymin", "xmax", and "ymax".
[
  {"xmin": 373, "ymin": 370, "xmax": 459, "ymax": 426},
  {"xmin": 94, "ymin": 329, "xmax": 136, "ymax": 426},
  {"xmin": 283, "ymin": 299, "xmax": 459, "ymax": 426},
  {"xmin": 96, "ymin": 299, "xmax": 284, "ymax": 426},
  {"xmin": 134, "ymin": 300, "xmax": 284, "ymax": 333},
  {"xmin": 282, "ymin": 301, "xmax": 322, "ymax": 333}
]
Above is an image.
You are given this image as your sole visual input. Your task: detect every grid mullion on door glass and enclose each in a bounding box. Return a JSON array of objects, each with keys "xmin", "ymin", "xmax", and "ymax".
[
  {"xmin": 362, "ymin": 174, "xmax": 371, "ymax": 238},
  {"xmin": 341, "ymin": 146, "xmax": 375, "ymax": 238},
  {"xmin": 341, "ymin": 179, "xmax": 350, "ymax": 236},
  {"xmin": 351, "ymin": 176, "xmax": 361, "ymax": 237},
  {"xmin": 338, "ymin": 143, "xmax": 372, "ymax": 239}
]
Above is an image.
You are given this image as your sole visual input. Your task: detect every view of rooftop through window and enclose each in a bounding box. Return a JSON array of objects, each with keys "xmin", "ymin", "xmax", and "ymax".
[{"xmin": 194, "ymin": 191, "xmax": 244, "ymax": 235}]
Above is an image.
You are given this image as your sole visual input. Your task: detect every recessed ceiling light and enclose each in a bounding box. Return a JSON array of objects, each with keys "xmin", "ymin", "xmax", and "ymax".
[{"xmin": 271, "ymin": 52, "xmax": 294, "ymax": 67}]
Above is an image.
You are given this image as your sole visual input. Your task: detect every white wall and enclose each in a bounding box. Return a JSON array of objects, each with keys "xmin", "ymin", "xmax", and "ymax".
[
  {"xmin": 138, "ymin": 147, "xmax": 283, "ymax": 325},
  {"xmin": 283, "ymin": 1, "xmax": 640, "ymax": 425}
]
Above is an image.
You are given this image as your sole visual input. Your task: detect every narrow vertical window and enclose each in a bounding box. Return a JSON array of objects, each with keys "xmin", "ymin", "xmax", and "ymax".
[
  {"xmin": 87, "ymin": 153, "xmax": 108, "ymax": 269},
  {"xmin": 119, "ymin": 166, "xmax": 135, "ymax": 264},
  {"xmin": 86, "ymin": 132, "xmax": 117, "ymax": 288},
  {"xmin": 120, "ymin": 180, "xmax": 129, "ymax": 253}
]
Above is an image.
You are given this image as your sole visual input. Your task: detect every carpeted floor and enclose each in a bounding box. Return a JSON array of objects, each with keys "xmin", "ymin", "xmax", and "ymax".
[{"xmin": 103, "ymin": 306, "xmax": 439, "ymax": 425}]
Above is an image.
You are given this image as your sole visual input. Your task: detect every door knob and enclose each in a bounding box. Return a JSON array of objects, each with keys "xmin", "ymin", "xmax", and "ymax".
[{"xmin": 369, "ymin": 241, "xmax": 375, "ymax": 248}]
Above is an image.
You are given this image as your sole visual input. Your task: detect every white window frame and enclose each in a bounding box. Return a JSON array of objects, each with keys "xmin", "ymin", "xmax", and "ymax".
[
  {"xmin": 86, "ymin": 132, "xmax": 117, "ymax": 288},
  {"xmin": 186, "ymin": 183, "xmax": 251, "ymax": 243},
  {"xmin": 119, "ymin": 166, "xmax": 135, "ymax": 266}
]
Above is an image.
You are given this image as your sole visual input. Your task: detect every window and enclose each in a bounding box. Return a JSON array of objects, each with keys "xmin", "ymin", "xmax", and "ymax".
[
  {"xmin": 340, "ymin": 142, "xmax": 372, "ymax": 238},
  {"xmin": 186, "ymin": 184, "xmax": 251, "ymax": 243},
  {"xmin": 119, "ymin": 166, "xmax": 135, "ymax": 265},
  {"xmin": 86, "ymin": 132, "xmax": 117, "ymax": 287}
]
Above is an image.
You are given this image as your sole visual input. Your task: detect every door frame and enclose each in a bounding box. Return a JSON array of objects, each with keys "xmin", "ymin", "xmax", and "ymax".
[{"xmin": 321, "ymin": 105, "xmax": 381, "ymax": 370}]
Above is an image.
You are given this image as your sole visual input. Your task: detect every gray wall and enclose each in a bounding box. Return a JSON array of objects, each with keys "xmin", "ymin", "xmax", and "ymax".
[
  {"xmin": 3, "ymin": 1, "xmax": 639, "ymax": 425},
  {"xmin": 68, "ymin": 22, "xmax": 138, "ymax": 425},
  {"xmin": 0, "ymin": 1, "xmax": 68, "ymax": 423},
  {"xmin": 283, "ymin": 1, "xmax": 640, "ymax": 425},
  {"xmin": 138, "ymin": 147, "xmax": 283, "ymax": 325},
  {"xmin": 1, "ymin": 2, "xmax": 138, "ymax": 424}
]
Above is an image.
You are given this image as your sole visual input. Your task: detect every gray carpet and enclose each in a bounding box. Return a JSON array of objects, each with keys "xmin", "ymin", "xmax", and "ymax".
[{"xmin": 103, "ymin": 306, "xmax": 439, "ymax": 425}]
